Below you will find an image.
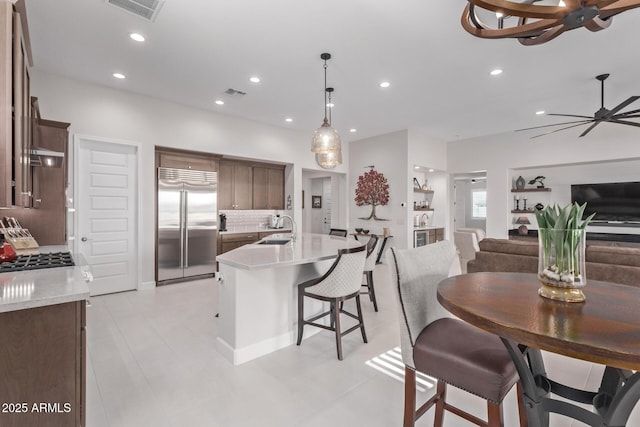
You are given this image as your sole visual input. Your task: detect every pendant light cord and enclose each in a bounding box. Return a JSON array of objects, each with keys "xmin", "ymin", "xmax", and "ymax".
[
  {"xmin": 328, "ymin": 91, "xmax": 332, "ymax": 125},
  {"xmin": 323, "ymin": 60, "xmax": 328, "ymax": 121}
]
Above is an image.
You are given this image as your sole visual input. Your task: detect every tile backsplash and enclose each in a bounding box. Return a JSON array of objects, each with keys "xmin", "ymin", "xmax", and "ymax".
[{"xmin": 220, "ymin": 210, "xmax": 282, "ymax": 228}]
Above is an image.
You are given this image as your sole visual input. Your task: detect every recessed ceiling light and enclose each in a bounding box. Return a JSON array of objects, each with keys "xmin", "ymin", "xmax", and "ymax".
[
  {"xmin": 249, "ymin": 76, "xmax": 261, "ymax": 83},
  {"xmin": 414, "ymin": 166, "xmax": 420, "ymax": 170},
  {"xmin": 380, "ymin": 81, "xmax": 391, "ymax": 88},
  {"xmin": 326, "ymin": 102, "xmax": 334, "ymax": 108},
  {"xmin": 215, "ymin": 100, "xmax": 224, "ymax": 105},
  {"xmin": 490, "ymin": 69, "xmax": 503, "ymax": 76},
  {"xmin": 112, "ymin": 73, "xmax": 126, "ymax": 79},
  {"xmin": 349, "ymin": 128, "xmax": 357, "ymax": 133},
  {"xmin": 285, "ymin": 118, "xmax": 293, "ymax": 122},
  {"xmin": 428, "ymin": 169, "xmax": 435, "ymax": 172},
  {"xmin": 129, "ymin": 33, "xmax": 145, "ymax": 42},
  {"xmin": 536, "ymin": 110, "xmax": 545, "ymax": 115}
]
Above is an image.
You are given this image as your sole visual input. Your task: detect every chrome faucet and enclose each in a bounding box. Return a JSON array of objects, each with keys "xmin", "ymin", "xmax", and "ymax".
[
  {"xmin": 420, "ymin": 213, "xmax": 429, "ymax": 227},
  {"xmin": 281, "ymin": 214, "xmax": 297, "ymax": 241}
]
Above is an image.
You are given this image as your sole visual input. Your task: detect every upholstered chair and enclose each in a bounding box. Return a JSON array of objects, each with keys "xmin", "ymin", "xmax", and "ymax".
[
  {"xmin": 454, "ymin": 230, "xmax": 480, "ymax": 273},
  {"xmin": 296, "ymin": 245, "xmax": 367, "ymax": 360},
  {"xmin": 387, "ymin": 240, "xmax": 525, "ymax": 427}
]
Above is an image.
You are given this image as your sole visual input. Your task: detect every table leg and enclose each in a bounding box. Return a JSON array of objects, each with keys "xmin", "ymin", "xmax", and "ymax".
[
  {"xmin": 376, "ymin": 236, "xmax": 389, "ymax": 264},
  {"xmin": 501, "ymin": 338, "xmax": 640, "ymax": 427},
  {"xmin": 501, "ymin": 339, "xmax": 550, "ymax": 427}
]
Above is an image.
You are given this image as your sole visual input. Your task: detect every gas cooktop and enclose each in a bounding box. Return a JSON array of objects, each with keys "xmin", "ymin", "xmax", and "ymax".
[{"xmin": 0, "ymin": 252, "xmax": 75, "ymax": 273}]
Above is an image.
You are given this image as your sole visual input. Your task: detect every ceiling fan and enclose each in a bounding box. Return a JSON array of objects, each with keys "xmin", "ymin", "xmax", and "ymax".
[{"xmin": 516, "ymin": 74, "xmax": 640, "ymax": 138}]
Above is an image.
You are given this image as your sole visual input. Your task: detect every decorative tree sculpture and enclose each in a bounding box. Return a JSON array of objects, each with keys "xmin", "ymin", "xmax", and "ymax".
[{"xmin": 355, "ymin": 169, "xmax": 390, "ymax": 220}]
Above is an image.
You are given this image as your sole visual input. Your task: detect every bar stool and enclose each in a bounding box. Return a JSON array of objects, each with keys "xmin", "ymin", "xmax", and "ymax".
[
  {"xmin": 329, "ymin": 228, "xmax": 348, "ymax": 237},
  {"xmin": 296, "ymin": 245, "xmax": 367, "ymax": 360},
  {"xmin": 388, "ymin": 241, "xmax": 526, "ymax": 427},
  {"xmin": 362, "ymin": 234, "xmax": 380, "ymax": 311}
]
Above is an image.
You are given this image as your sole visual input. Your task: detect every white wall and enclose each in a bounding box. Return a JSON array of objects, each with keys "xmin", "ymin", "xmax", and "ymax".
[
  {"xmin": 349, "ymin": 130, "xmax": 409, "ymax": 249},
  {"xmin": 448, "ymin": 125, "xmax": 640, "ymax": 238},
  {"xmin": 32, "ymin": 70, "xmax": 348, "ymax": 287},
  {"xmin": 348, "ymin": 129, "xmax": 449, "ymax": 252},
  {"xmin": 511, "ymin": 159, "xmax": 640, "ymax": 234}
]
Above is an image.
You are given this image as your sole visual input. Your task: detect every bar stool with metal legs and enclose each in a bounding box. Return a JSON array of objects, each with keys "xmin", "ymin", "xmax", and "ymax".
[
  {"xmin": 296, "ymin": 245, "xmax": 367, "ymax": 360},
  {"xmin": 388, "ymin": 240, "xmax": 527, "ymax": 427}
]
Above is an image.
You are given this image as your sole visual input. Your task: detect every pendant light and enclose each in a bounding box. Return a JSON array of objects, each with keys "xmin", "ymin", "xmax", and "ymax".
[{"xmin": 311, "ymin": 53, "xmax": 342, "ymax": 169}]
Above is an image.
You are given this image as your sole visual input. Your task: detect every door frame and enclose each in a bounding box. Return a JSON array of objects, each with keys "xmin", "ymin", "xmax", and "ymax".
[{"xmin": 72, "ymin": 134, "xmax": 143, "ymax": 291}]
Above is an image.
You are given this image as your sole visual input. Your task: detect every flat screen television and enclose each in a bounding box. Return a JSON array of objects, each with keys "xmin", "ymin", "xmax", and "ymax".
[{"xmin": 571, "ymin": 182, "xmax": 640, "ymax": 224}]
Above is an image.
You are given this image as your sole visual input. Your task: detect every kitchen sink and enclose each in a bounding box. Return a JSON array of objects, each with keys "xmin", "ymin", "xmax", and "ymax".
[{"xmin": 258, "ymin": 239, "xmax": 290, "ymax": 245}]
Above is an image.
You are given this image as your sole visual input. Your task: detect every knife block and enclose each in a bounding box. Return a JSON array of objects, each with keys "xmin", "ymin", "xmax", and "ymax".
[{"xmin": 0, "ymin": 229, "xmax": 39, "ymax": 254}]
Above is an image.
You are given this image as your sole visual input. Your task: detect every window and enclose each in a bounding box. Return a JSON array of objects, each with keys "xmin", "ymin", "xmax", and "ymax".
[{"xmin": 472, "ymin": 190, "xmax": 487, "ymax": 218}]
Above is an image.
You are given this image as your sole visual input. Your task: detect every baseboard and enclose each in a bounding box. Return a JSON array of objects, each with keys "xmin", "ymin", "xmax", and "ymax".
[
  {"xmin": 138, "ymin": 280, "xmax": 156, "ymax": 291},
  {"xmin": 216, "ymin": 328, "xmax": 321, "ymax": 365}
]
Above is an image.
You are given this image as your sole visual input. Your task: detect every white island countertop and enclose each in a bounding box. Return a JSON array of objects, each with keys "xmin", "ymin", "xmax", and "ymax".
[
  {"xmin": 216, "ymin": 232, "xmax": 364, "ymax": 270},
  {"xmin": 0, "ymin": 247, "xmax": 90, "ymax": 313}
]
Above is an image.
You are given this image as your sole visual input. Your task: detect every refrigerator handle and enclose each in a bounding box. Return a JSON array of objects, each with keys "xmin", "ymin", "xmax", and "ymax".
[
  {"xmin": 184, "ymin": 190, "xmax": 189, "ymax": 268},
  {"xmin": 179, "ymin": 189, "xmax": 185, "ymax": 269}
]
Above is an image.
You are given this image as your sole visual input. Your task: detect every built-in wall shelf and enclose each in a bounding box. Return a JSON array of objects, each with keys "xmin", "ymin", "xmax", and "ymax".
[
  {"xmin": 414, "ymin": 189, "xmax": 434, "ymax": 194},
  {"xmin": 414, "ymin": 208, "xmax": 434, "ymax": 212},
  {"xmin": 511, "ymin": 188, "xmax": 551, "ymax": 192},
  {"xmin": 511, "ymin": 210, "xmax": 536, "ymax": 214}
]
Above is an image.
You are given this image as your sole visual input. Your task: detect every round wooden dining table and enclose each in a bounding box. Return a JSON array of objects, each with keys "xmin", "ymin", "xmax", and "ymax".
[{"xmin": 437, "ymin": 272, "xmax": 640, "ymax": 427}]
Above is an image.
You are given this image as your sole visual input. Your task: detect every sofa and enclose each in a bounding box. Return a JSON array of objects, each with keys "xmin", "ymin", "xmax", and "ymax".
[{"xmin": 467, "ymin": 238, "xmax": 640, "ymax": 287}]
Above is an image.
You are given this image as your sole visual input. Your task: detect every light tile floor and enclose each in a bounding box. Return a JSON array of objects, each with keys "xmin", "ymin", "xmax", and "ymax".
[{"xmin": 86, "ymin": 264, "xmax": 639, "ymax": 427}]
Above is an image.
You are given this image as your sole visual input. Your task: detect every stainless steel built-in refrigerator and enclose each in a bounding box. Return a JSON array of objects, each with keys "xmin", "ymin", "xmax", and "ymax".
[{"xmin": 157, "ymin": 167, "xmax": 217, "ymax": 283}]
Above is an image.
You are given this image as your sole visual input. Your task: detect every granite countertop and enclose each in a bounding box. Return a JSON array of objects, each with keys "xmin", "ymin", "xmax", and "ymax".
[
  {"xmin": 0, "ymin": 245, "xmax": 91, "ymax": 313},
  {"xmin": 219, "ymin": 226, "xmax": 291, "ymax": 235},
  {"xmin": 413, "ymin": 225, "xmax": 443, "ymax": 231},
  {"xmin": 216, "ymin": 232, "xmax": 364, "ymax": 270}
]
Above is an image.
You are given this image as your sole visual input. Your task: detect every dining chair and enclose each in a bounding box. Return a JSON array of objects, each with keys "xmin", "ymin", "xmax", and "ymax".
[
  {"xmin": 362, "ymin": 234, "xmax": 380, "ymax": 311},
  {"xmin": 454, "ymin": 230, "xmax": 480, "ymax": 273},
  {"xmin": 329, "ymin": 228, "xmax": 348, "ymax": 237},
  {"xmin": 388, "ymin": 240, "xmax": 526, "ymax": 427},
  {"xmin": 296, "ymin": 245, "xmax": 367, "ymax": 360}
]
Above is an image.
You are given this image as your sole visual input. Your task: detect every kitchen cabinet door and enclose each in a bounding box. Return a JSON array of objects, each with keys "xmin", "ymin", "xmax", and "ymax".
[
  {"xmin": 253, "ymin": 166, "xmax": 284, "ymax": 210},
  {"xmin": 252, "ymin": 167, "xmax": 268, "ymax": 209},
  {"xmin": 0, "ymin": 300, "xmax": 86, "ymax": 427},
  {"xmin": 12, "ymin": 9, "xmax": 32, "ymax": 207},
  {"xmin": 0, "ymin": 3, "xmax": 11, "ymax": 207},
  {"xmin": 219, "ymin": 161, "xmax": 252, "ymax": 210},
  {"xmin": 267, "ymin": 167, "xmax": 284, "ymax": 209},
  {"xmin": 158, "ymin": 152, "xmax": 218, "ymax": 172}
]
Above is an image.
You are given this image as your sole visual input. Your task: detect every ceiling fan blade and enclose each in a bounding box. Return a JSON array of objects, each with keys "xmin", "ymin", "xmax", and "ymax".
[
  {"xmin": 515, "ymin": 119, "xmax": 592, "ymax": 132},
  {"xmin": 605, "ymin": 96, "xmax": 640, "ymax": 118},
  {"xmin": 579, "ymin": 121, "xmax": 601, "ymax": 137},
  {"xmin": 615, "ymin": 114, "xmax": 640, "ymax": 119},
  {"xmin": 530, "ymin": 122, "xmax": 592, "ymax": 139},
  {"xmin": 547, "ymin": 113, "xmax": 593, "ymax": 119},
  {"xmin": 608, "ymin": 119, "xmax": 640, "ymax": 128},
  {"xmin": 612, "ymin": 108, "xmax": 640, "ymax": 119}
]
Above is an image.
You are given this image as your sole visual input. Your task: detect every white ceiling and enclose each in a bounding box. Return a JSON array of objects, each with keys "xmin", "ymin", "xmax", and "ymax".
[{"xmin": 24, "ymin": 0, "xmax": 640, "ymax": 143}]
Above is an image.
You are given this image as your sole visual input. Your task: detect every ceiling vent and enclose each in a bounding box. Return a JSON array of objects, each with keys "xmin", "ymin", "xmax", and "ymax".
[
  {"xmin": 105, "ymin": 0, "xmax": 165, "ymax": 22},
  {"xmin": 224, "ymin": 88, "xmax": 247, "ymax": 97}
]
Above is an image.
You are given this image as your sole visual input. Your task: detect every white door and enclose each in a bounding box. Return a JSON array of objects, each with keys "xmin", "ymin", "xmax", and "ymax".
[{"xmin": 76, "ymin": 138, "xmax": 138, "ymax": 296}]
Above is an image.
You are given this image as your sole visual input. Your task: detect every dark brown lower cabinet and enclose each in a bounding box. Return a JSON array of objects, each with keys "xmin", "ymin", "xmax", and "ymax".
[{"xmin": 0, "ymin": 300, "xmax": 86, "ymax": 427}]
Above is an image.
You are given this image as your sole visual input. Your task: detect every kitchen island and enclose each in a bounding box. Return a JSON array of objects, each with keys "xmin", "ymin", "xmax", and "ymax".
[
  {"xmin": 216, "ymin": 232, "xmax": 363, "ymax": 365},
  {"xmin": 0, "ymin": 256, "xmax": 90, "ymax": 427}
]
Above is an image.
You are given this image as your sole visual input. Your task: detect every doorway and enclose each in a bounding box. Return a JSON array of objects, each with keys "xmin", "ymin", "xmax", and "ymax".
[
  {"xmin": 74, "ymin": 136, "xmax": 140, "ymax": 296},
  {"xmin": 301, "ymin": 170, "xmax": 346, "ymax": 234}
]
